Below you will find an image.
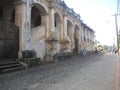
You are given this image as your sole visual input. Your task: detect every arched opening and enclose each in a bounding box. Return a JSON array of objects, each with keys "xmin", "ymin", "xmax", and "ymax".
[
  {"xmin": 31, "ymin": 6, "xmax": 42, "ymax": 28},
  {"xmin": 66, "ymin": 20, "xmax": 73, "ymax": 52},
  {"xmin": 74, "ymin": 25, "xmax": 79, "ymax": 52},
  {"xmin": 31, "ymin": 3, "xmax": 48, "ymax": 59},
  {"xmin": 35, "ymin": 15, "xmax": 41, "ymax": 27},
  {"xmin": 54, "ymin": 12, "xmax": 62, "ymax": 42},
  {"xmin": 0, "ymin": 0, "xmax": 19, "ymax": 59},
  {"xmin": 54, "ymin": 12, "xmax": 61, "ymax": 28},
  {"xmin": 54, "ymin": 12, "xmax": 62, "ymax": 52},
  {"xmin": 0, "ymin": 6, "xmax": 3, "ymax": 20},
  {"xmin": 31, "ymin": 3, "xmax": 47, "ymax": 28},
  {"xmin": 10, "ymin": 9, "xmax": 15, "ymax": 23},
  {"xmin": 67, "ymin": 20, "xmax": 73, "ymax": 38}
]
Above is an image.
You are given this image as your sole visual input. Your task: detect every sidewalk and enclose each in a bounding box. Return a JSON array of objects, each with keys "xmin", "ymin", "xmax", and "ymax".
[{"xmin": 0, "ymin": 53, "xmax": 103, "ymax": 90}]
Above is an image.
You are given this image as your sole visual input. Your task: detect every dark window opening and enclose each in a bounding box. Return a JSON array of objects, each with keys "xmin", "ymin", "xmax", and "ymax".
[
  {"xmin": 67, "ymin": 27, "xmax": 69, "ymax": 35},
  {"xmin": 54, "ymin": 16, "xmax": 57, "ymax": 27},
  {"xmin": 87, "ymin": 39, "xmax": 89, "ymax": 42},
  {"xmin": 73, "ymin": 35, "xmax": 78, "ymax": 52},
  {"xmin": 0, "ymin": 6, "xmax": 3, "ymax": 20},
  {"xmin": 84, "ymin": 37, "xmax": 86, "ymax": 41},
  {"xmin": 35, "ymin": 15, "xmax": 41, "ymax": 27},
  {"xmin": 11, "ymin": 9, "xmax": 15, "ymax": 23}
]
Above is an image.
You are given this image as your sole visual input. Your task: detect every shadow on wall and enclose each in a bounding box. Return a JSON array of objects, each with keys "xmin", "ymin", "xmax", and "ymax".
[{"xmin": 22, "ymin": 50, "xmax": 36, "ymax": 58}]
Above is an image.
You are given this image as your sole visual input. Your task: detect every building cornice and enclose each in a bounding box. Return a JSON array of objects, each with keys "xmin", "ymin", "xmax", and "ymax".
[{"xmin": 14, "ymin": 0, "xmax": 27, "ymax": 5}]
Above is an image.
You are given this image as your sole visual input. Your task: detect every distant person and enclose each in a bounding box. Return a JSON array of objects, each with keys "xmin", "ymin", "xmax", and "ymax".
[
  {"xmin": 112, "ymin": 49, "xmax": 115, "ymax": 54},
  {"xmin": 115, "ymin": 49, "xmax": 117, "ymax": 55},
  {"xmin": 83, "ymin": 47, "xmax": 87, "ymax": 56},
  {"xmin": 95, "ymin": 48, "xmax": 98, "ymax": 53}
]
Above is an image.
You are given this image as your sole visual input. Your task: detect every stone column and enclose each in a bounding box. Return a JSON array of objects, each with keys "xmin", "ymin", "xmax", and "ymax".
[
  {"xmin": 71, "ymin": 26, "xmax": 75, "ymax": 50},
  {"xmin": 77, "ymin": 29, "xmax": 81, "ymax": 53},
  {"xmin": 63, "ymin": 17, "xmax": 73, "ymax": 52},
  {"xmin": 14, "ymin": 1, "xmax": 27, "ymax": 58},
  {"xmin": 41, "ymin": 14, "xmax": 49, "ymax": 39},
  {"xmin": 63, "ymin": 17, "xmax": 67, "ymax": 35},
  {"xmin": 56, "ymin": 21, "xmax": 62, "ymax": 41},
  {"xmin": 50, "ymin": 8, "xmax": 55, "ymax": 32},
  {"xmin": 41, "ymin": 13, "xmax": 49, "ymax": 58},
  {"xmin": 63, "ymin": 17, "xmax": 67, "ymax": 46},
  {"xmin": 26, "ymin": 2, "xmax": 32, "ymax": 50},
  {"xmin": 81, "ymin": 25, "xmax": 83, "ymax": 41},
  {"xmin": 46, "ymin": 8, "xmax": 55, "ymax": 55}
]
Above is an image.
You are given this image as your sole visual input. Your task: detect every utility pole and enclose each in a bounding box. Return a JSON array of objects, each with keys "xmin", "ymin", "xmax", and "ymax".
[
  {"xmin": 112, "ymin": 0, "xmax": 120, "ymax": 53},
  {"xmin": 117, "ymin": 0, "xmax": 120, "ymax": 53},
  {"xmin": 114, "ymin": 14, "xmax": 119, "ymax": 53}
]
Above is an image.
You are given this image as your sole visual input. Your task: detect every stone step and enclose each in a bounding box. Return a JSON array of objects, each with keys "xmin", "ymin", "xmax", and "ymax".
[
  {"xmin": 0, "ymin": 66, "xmax": 25, "ymax": 74},
  {"xmin": 0, "ymin": 60, "xmax": 19, "ymax": 66},
  {"xmin": 0, "ymin": 59, "xmax": 25, "ymax": 74},
  {"xmin": 0, "ymin": 59, "xmax": 16, "ymax": 62},
  {"xmin": 0, "ymin": 63, "xmax": 22, "ymax": 69}
]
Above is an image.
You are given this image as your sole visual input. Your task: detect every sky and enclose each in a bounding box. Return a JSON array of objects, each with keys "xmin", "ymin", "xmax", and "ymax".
[{"xmin": 64, "ymin": 0, "xmax": 118, "ymax": 46}]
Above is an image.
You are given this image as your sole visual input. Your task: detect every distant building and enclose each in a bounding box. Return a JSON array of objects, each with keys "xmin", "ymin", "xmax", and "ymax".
[{"xmin": 81, "ymin": 22, "xmax": 95, "ymax": 52}]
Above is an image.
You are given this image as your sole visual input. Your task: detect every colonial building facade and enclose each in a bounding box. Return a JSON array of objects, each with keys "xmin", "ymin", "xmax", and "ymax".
[{"xmin": 0, "ymin": 0, "xmax": 95, "ymax": 61}]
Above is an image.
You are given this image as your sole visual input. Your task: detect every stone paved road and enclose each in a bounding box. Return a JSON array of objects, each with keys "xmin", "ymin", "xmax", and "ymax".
[{"xmin": 0, "ymin": 53, "xmax": 119, "ymax": 90}]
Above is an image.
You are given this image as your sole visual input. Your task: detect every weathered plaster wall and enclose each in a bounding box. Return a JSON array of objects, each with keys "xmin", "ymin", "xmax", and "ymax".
[
  {"xmin": 32, "ymin": 40, "xmax": 46, "ymax": 60},
  {"xmin": 1, "ymin": 0, "xmax": 95, "ymax": 60},
  {"xmin": 31, "ymin": 25, "xmax": 46, "ymax": 59}
]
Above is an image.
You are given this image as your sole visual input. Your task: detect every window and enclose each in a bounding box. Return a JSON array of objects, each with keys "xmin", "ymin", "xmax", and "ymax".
[
  {"xmin": 84, "ymin": 37, "xmax": 86, "ymax": 41},
  {"xmin": 11, "ymin": 10, "xmax": 15, "ymax": 23},
  {"xmin": 0, "ymin": 6, "xmax": 3, "ymax": 20},
  {"xmin": 35, "ymin": 15, "xmax": 41, "ymax": 27},
  {"xmin": 54, "ymin": 15, "xmax": 57, "ymax": 27}
]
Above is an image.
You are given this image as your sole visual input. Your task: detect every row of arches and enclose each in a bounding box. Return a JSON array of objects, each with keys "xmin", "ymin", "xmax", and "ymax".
[
  {"xmin": 31, "ymin": 4, "xmax": 80, "ymax": 53},
  {"xmin": 0, "ymin": 2, "xmax": 80, "ymax": 36},
  {"xmin": 31, "ymin": 4, "xmax": 80, "ymax": 52},
  {"xmin": 0, "ymin": 0, "xmax": 82, "ymax": 59},
  {"xmin": 31, "ymin": 4, "xmax": 80, "ymax": 31},
  {"xmin": 0, "ymin": 1, "xmax": 80, "ymax": 35}
]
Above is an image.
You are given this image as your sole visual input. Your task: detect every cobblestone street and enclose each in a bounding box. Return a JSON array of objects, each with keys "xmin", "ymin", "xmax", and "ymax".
[{"xmin": 0, "ymin": 53, "xmax": 119, "ymax": 90}]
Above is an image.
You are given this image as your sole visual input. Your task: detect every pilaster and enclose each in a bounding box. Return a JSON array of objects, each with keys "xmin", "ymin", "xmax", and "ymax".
[
  {"xmin": 49, "ymin": 7, "xmax": 55, "ymax": 32},
  {"xmin": 63, "ymin": 16, "xmax": 67, "ymax": 35},
  {"xmin": 77, "ymin": 29, "xmax": 81, "ymax": 53},
  {"xmin": 14, "ymin": 0, "xmax": 27, "ymax": 58}
]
